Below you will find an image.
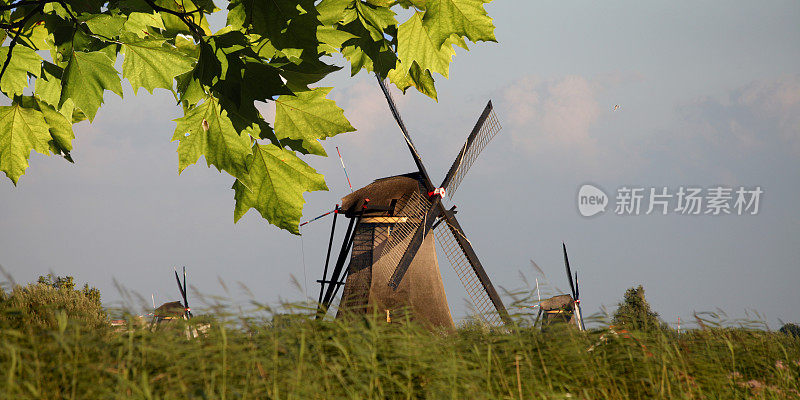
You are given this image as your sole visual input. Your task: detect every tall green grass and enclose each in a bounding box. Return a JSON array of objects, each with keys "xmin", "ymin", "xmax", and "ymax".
[{"xmin": 1, "ymin": 303, "xmax": 798, "ymax": 399}]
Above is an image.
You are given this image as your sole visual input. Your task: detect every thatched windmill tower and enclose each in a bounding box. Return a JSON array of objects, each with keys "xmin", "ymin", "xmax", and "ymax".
[{"xmin": 315, "ymin": 78, "xmax": 510, "ymax": 330}]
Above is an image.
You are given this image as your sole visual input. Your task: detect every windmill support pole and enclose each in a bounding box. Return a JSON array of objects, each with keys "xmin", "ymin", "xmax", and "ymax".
[
  {"xmin": 574, "ymin": 303, "xmax": 584, "ymax": 331},
  {"xmin": 317, "ymin": 215, "xmax": 355, "ymax": 318},
  {"xmin": 317, "ymin": 207, "xmax": 366, "ymax": 319},
  {"xmin": 324, "ymin": 214, "xmax": 365, "ymax": 313},
  {"xmin": 317, "ymin": 207, "xmax": 339, "ymax": 304}
]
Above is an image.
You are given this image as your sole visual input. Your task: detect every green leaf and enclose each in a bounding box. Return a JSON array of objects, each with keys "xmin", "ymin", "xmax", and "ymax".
[
  {"xmin": 17, "ymin": 96, "xmax": 76, "ymax": 160},
  {"xmin": 355, "ymin": 1, "xmax": 396, "ymax": 41},
  {"xmin": 176, "ymin": 71, "xmax": 206, "ymax": 109},
  {"xmin": 0, "ymin": 45, "xmax": 42, "ymax": 98},
  {"xmin": 278, "ymin": 59, "xmax": 342, "ymax": 86},
  {"xmin": 241, "ymin": 61, "xmax": 291, "ymax": 104},
  {"xmin": 34, "ymin": 61, "xmax": 63, "ymax": 107},
  {"xmin": 0, "ymin": 103, "xmax": 53, "ymax": 184},
  {"xmin": 152, "ymin": 0, "xmax": 213, "ymax": 37},
  {"xmin": 123, "ymin": 12, "xmax": 165, "ymax": 38},
  {"xmin": 317, "ymin": 25, "xmax": 357, "ymax": 54},
  {"xmin": 422, "ymin": 0, "xmax": 496, "ymax": 48},
  {"xmin": 317, "ymin": 0, "xmax": 357, "ymax": 25},
  {"xmin": 274, "ymin": 87, "xmax": 355, "ymax": 156},
  {"xmin": 59, "ymin": 51, "xmax": 123, "ymax": 121},
  {"xmin": 231, "ymin": 0, "xmax": 321, "ymax": 56},
  {"xmin": 397, "ymin": 12, "xmax": 453, "ymax": 78},
  {"xmin": 171, "ymin": 97, "xmax": 252, "ymax": 179},
  {"xmin": 121, "ymin": 36, "xmax": 195, "ymax": 94},
  {"xmin": 83, "ymin": 14, "xmax": 127, "ymax": 38},
  {"xmin": 40, "ymin": 100, "xmax": 75, "ymax": 159},
  {"xmin": 233, "ymin": 144, "xmax": 327, "ymax": 233},
  {"xmin": 388, "ymin": 60, "xmax": 437, "ymax": 100}
]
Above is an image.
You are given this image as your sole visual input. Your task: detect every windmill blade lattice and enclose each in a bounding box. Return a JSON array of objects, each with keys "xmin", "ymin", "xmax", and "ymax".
[
  {"xmin": 443, "ymin": 104, "xmax": 502, "ymax": 198},
  {"xmin": 376, "ymin": 191, "xmax": 430, "ymax": 279},
  {"xmin": 433, "ymin": 220, "xmax": 503, "ymax": 326}
]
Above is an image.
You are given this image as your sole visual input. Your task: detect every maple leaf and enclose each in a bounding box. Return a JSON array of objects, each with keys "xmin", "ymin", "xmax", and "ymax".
[
  {"xmin": 274, "ymin": 87, "xmax": 355, "ymax": 156},
  {"xmin": 233, "ymin": 144, "xmax": 327, "ymax": 234},
  {"xmin": 171, "ymin": 97, "xmax": 252, "ymax": 180},
  {"xmin": 397, "ymin": 12, "xmax": 454, "ymax": 78},
  {"xmin": 59, "ymin": 51, "xmax": 123, "ymax": 122},
  {"xmin": 388, "ymin": 59, "xmax": 437, "ymax": 100},
  {"xmin": 422, "ymin": 0, "xmax": 496, "ymax": 48},
  {"xmin": 121, "ymin": 36, "xmax": 195, "ymax": 94},
  {"xmin": 0, "ymin": 103, "xmax": 53, "ymax": 185},
  {"xmin": 0, "ymin": 46, "xmax": 42, "ymax": 98}
]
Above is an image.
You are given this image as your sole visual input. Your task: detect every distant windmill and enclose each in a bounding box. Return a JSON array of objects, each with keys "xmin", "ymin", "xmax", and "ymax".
[
  {"xmin": 534, "ymin": 243, "xmax": 585, "ymax": 331},
  {"xmin": 152, "ymin": 266, "xmax": 192, "ymax": 324},
  {"xmin": 315, "ymin": 77, "xmax": 510, "ymax": 329}
]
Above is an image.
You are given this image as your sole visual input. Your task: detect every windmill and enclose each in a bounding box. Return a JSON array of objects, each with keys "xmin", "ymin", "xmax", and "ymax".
[
  {"xmin": 533, "ymin": 243, "xmax": 585, "ymax": 331},
  {"xmin": 152, "ymin": 266, "xmax": 192, "ymax": 324},
  {"xmin": 315, "ymin": 77, "xmax": 510, "ymax": 329}
]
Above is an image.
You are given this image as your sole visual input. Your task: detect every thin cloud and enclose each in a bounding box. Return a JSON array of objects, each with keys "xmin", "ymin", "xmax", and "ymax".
[
  {"xmin": 503, "ymin": 75, "xmax": 601, "ymax": 150},
  {"xmin": 679, "ymin": 74, "xmax": 800, "ymax": 155}
]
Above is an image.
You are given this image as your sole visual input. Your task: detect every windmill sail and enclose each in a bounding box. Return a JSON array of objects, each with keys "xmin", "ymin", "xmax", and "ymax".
[
  {"xmin": 441, "ymin": 101, "xmax": 502, "ymax": 198},
  {"xmin": 433, "ymin": 214, "xmax": 505, "ymax": 326},
  {"xmin": 376, "ymin": 191, "xmax": 428, "ymax": 278},
  {"xmin": 376, "ymin": 77, "xmax": 435, "ymax": 192}
]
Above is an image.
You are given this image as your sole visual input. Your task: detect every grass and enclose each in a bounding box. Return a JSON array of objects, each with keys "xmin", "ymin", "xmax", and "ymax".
[{"xmin": 0, "ymin": 303, "xmax": 798, "ymax": 400}]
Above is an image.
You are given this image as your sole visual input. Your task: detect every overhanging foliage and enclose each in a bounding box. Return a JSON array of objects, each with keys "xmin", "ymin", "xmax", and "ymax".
[{"xmin": 0, "ymin": 0, "xmax": 497, "ymax": 233}]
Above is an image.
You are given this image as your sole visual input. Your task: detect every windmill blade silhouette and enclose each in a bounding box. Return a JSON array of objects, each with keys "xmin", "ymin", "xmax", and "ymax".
[
  {"xmin": 562, "ymin": 243, "xmax": 577, "ymax": 299},
  {"xmin": 174, "ymin": 268, "xmax": 191, "ymax": 319},
  {"xmin": 562, "ymin": 243, "xmax": 584, "ymax": 330},
  {"xmin": 376, "ymin": 77, "xmax": 435, "ymax": 193},
  {"xmin": 575, "ymin": 272, "xmax": 585, "ymax": 330},
  {"xmin": 183, "ymin": 266, "xmax": 192, "ymax": 318}
]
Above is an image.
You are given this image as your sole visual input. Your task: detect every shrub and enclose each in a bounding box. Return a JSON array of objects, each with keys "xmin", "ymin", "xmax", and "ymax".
[
  {"xmin": 0, "ymin": 274, "xmax": 106, "ymax": 330},
  {"xmin": 779, "ymin": 322, "xmax": 800, "ymax": 338},
  {"xmin": 612, "ymin": 285, "xmax": 666, "ymax": 331}
]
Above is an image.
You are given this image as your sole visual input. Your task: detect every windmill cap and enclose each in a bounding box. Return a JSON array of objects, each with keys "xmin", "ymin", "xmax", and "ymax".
[{"xmin": 340, "ymin": 173, "xmax": 424, "ymax": 212}]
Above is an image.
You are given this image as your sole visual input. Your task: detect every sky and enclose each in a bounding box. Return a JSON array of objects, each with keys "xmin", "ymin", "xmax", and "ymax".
[{"xmin": 1, "ymin": 1, "xmax": 798, "ymax": 328}]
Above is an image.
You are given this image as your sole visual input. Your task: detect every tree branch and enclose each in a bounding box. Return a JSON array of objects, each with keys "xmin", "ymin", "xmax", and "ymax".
[
  {"xmin": 0, "ymin": 3, "xmax": 43, "ymax": 84},
  {"xmin": 141, "ymin": 0, "xmax": 204, "ymax": 40},
  {"xmin": 0, "ymin": 0, "xmax": 53, "ymax": 12}
]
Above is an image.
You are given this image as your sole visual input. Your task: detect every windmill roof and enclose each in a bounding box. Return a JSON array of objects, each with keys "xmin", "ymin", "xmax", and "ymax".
[
  {"xmin": 340, "ymin": 172, "xmax": 424, "ymax": 213},
  {"xmin": 539, "ymin": 294, "xmax": 574, "ymax": 311},
  {"xmin": 154, "ymin": 301, "xmax": 185, "ymax": 317}
]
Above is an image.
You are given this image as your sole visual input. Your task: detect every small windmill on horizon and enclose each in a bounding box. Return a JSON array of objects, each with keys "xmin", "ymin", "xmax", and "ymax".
[
  {"xmin": 532, "ymin": 243, "xmax": 586, "ymax": 331},
  {"xmin": 152, "ymin": 266, "xmax": 192, "ymax": 324}
]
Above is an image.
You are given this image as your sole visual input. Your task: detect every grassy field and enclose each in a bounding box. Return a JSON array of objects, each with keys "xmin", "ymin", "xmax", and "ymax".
[{"xmin": 0, "ymin": 304, "xmax": 798, "ymax": 400}]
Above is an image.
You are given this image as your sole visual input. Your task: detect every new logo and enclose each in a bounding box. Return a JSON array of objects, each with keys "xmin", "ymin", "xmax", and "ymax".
[{"xmin": 578, "ymin": 184, "xmax": 608, "ymax": 217}]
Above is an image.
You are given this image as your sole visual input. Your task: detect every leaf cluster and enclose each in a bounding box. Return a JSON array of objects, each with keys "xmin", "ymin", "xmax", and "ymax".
[{"xmin": 0, "ymin": 0, "xmax": 497, "ymax": 233}]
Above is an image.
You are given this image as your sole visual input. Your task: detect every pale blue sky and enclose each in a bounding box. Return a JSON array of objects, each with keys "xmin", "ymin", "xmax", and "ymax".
[{"xmin": 1, "ymin": 1, "xmax": 798, "ymax": 327}]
